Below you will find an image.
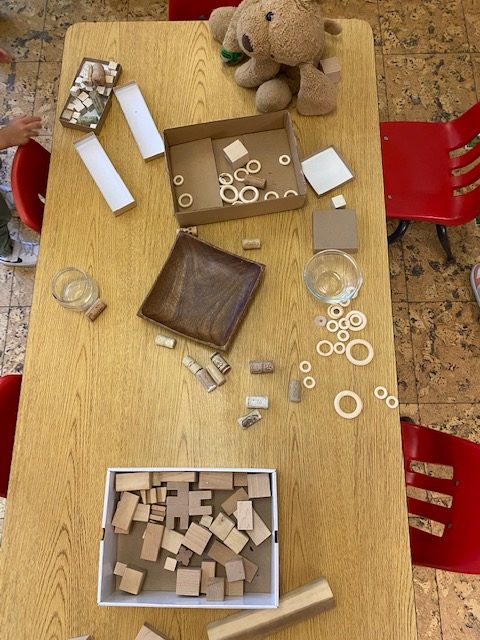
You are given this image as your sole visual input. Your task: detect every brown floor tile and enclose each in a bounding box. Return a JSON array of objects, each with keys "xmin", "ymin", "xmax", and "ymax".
[
  {"xmin": 403, "ymin": 221, "xmax": 480, "ymax": 302},
  {"xmin": 0, "ymin": 0, "xmax": 48, "ymax": 62},
  {"xmin": 392, "ymin": 302, "xmax": 417, "ymax": 404},
  {"xmin": 384, "ymin": 53, "xmax": 476, "ymax": 122},
  {"xmin": 436, "ymin": 570, "xmax": 480, "ymax": 639},
  {"xmin": 379, "ymin": 0, "xmax": 469, "ymax": 55},
  {"xmin": 413, "ymin": 566, "xmax": 443, "ymax": 640},
  {"xmin": 410, "ymin": 302, "xmax": 480, "ymax": 403},
  {"xmin": 375, "ymin": 51, "xmax": 389, "ymax": 122},
  {"xmin": 33, "ymin": 62, "xmax": 61, "ymax": 136},
  {"xmin": 11, "ymin": 267, "xmax": 36, "ymax": 307},
  {"xmin": 1, "ymin": 62, "xmax": 39, "ymax": 121},
  {"xmin": 464, "ymin": 0, "xmax": 480, "ymax": 54},
  {"xmin": 418, "ymin": 402, "xmax": 480, "ymax": 443},
  {"xmin": 0, "ymin": 307, "xmax": 8, "ymax": 365},
  {"xmin": 0, "ymin": 262, "xmax": 13, "ymax": 305},
  {"xmin": 41, "ymin": 0, "xmax": 129, "ymax": 62},
  {"xmin": 321, "ymin": 0, "xmax": 382, "ymax": 47},
  {"xmin": 400, "ymin": 403, "xmax": 421, "ymax": 422},
  {"xmin": 388, "ymin": 220, "xmax": 408, "ymax": 302},
  {"xmin": 1, "ymin": 306, "xmax": 30, "ymax": 374},
  {"xmin": 128, "ymin": 0, "xmax": 167, "ymax": 21},
  {"xmin": 472, "ymin": 54, "xmax": 480, "ymax": 98}
]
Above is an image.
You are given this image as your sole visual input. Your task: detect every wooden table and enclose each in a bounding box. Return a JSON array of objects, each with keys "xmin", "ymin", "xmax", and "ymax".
[{"xmin": 0, "ymin": 20, "xmax": 417, "ymax": 640}]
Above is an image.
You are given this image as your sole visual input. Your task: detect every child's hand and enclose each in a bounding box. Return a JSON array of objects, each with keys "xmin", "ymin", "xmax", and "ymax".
[{"xmin": 0, "ymin": 115, "xmax": 42, "ymax": 149}]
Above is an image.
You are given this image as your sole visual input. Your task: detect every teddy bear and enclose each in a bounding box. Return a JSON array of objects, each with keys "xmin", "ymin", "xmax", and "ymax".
[{"xmin": 209, "ymin": 0, "xmax": 342, "ymax": 116}]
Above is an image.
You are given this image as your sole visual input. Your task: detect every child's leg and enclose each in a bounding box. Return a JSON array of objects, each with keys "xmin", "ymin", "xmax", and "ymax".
[{"xmin": 0, "ymin": 190, "xmax": 13, "ymax": 257}]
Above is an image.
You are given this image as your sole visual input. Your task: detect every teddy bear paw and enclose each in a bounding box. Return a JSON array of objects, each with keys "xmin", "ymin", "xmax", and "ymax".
[{"xmin": 256, "ymin": 79, "xmax": 293, "ymax": 113}]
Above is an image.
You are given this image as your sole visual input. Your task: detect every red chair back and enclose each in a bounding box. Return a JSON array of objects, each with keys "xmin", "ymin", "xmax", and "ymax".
[
  {"xmin": 11, "ymin": 139, "xmax": 51, "ymax": 234},
  {"xmin": 401, "ymin": 421, "xmax": 480, "ymax": 573},
  {"xmin": 168, "ymin": 0, "xmax": 241, "ymax": 21},
  {"xmin": 0, "ymin": 374, "xmax": 22, "ymax": 499},
  {"xmin": 380, "ymin": 102, "xmax": 480, "ymax": 226}
]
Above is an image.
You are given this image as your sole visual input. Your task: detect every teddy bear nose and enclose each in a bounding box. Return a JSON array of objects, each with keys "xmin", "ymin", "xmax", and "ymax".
[{"xmin": 242, "ymin": 34, "xmax": 253, "ymax": 53}]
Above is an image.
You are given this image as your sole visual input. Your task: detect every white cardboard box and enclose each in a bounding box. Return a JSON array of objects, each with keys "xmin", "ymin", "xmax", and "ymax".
[{"xmin": 98, "ymin": 467, "xmax": 279, "ymax": 609}]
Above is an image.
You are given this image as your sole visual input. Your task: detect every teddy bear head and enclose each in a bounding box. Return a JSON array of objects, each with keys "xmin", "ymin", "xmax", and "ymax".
[{"xmin": 235, "ymin": 0, "xmax": 337, "ymax": 67}]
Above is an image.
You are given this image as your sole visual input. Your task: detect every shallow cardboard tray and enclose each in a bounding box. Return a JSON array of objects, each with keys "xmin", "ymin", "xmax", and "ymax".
[
  {"xmin": 138, "ymin": 231, "xmax": 265, "ymax": 350},
  {"xmin": 98, "ymin": 467, "xmax": 279, "ymax": 609},
  {"xmin": 164, "ymin": 111, "xmax": 306, "ymax": 226}
]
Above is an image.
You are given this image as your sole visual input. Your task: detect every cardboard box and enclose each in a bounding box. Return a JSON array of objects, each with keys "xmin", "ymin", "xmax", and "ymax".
[
  {"xmin": 164, "ymin": 111, "xmax": 306, "ymax": 226},
  {"xmin": 98, "ymin": 467, "xmax": 279, "ymax": 609}
]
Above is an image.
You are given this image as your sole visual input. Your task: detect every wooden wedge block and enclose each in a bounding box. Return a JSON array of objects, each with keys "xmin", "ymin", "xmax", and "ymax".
[
  {"xmin": 183, "ymin": 522, "xmax": 213, "ymax": 555},
  {"xmin": 225, "ymin": 580, "xmax": 244, "ymax": 597},
  {"xmin": 135, "ymin": 623, "xmax": 170, "ymax": 640},
  {"xmin": 225, "ymin": 558, "xmax": 245, "ymax": 583},
  {"xmin": 133, "ymin": 503, "xmax": 151, "ymax": 522},
  {"xmin": 207, "ymin": 541, "xmax": 258, "ymax": 583},
  {"xmin": 115, "ymin": 472, "xmax": 152, "ymax": 492},
  {"xmin": 201, "ymin": 560, "xmax": 216, "ymax": 594},
  {"xmin": 206, "ymin": 577, "xmax": 335, "ymax": 640},
  {"xmin": 207, "ymin": 577, "xmax": 225, "ymax": 601},
  {"xmin": 223, "ymin": 527, "xmax": 249, "ymax": 554},
  {"xmin": 161, "ymin": 528, "xmax": 184, "ymax": 554},
  {"xmin": 247, "ymin": 473, "xmax": 271, "ymax": 499},
  {"xmin": 233, "ymin": 472, "xmax": 248, "ymax": 487},
  {"xmin": 112, "ymin": 491, "xmax": 139, "ymax": 530},
  {"xmin": 199, "ymin": 471, "xmax": 233, "ymax": 490},
  {"xmin": 236, "ymin": 501, "xmax": 253, "ymax": 530},
  {"xmin": 221, "ymin": 488, "xmax": 249, "ymax": 516},
  {"xmin": 210, "ymin": 512, "xmax": 235, "ymax": 541},
  {"xmin": 153, "ymin": 471, "xmax": 198, "ymax": 484},
  {"xmin": 176, "ymin": 567, "xmax": 201, "ymax": 596},
  {"xmin": 140, "ymin": 523, "xmax": 164, "ymax": 562},
  {"xmin": 119, "ymin": 566, "xmax": 146, "ymax": 595}
]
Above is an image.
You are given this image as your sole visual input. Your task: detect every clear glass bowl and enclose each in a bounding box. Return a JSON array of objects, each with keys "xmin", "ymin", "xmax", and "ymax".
[
  {"xmin": 51, "ymin": 267, "xmax": 99, "ymax": 312},
  {"xmin": 304, "ymin": 250, "xmax": 362, "ymax": 304}
]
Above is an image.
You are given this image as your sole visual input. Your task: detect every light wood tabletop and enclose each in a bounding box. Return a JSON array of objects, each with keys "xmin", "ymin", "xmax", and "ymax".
[{"xmin": 0, "ymin": 19, "xmax": 417, "ymax": 640}]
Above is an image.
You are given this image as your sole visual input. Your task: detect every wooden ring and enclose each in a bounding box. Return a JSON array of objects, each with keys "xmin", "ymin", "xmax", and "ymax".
[
  {"xmin": 386, "ymin": 395, "xmax": 399, "ymax": 409},
  {"xmin": 334, "ymin": 390, "xmax": 363, "ymax": 419},
  {"xmin": 279, "ymin": 154, "xmax": 291, "ymax": 166},
  {"xmin": 328, "ymin": 304, "xmax": 344, "ymax": 319},
  {"xmin": 374, "ymin": 386, "xmax": 388, "ymax": 400},
  {"xmin": 346, "ymin": 311, "xmax": 367, "ymax": 331},
  {"xmin": 337, "ymin": 330, "xmax": 350, "ymax": 342},
  {"xmin": 178, "ymin": 193, "xmax": 193, "ymax": 208},
  {"xmin": 316, "ymin": 340, "xmax": 333, "ymax": 357},
  {"xmin": 219, "ymin": 172, "xmax": 234, "ymax": 185},
  {"xmin": 239, "ymin": 186, "xmax": 259, "ymax": 203},
  {"xmin": 220, "ymin": 184, "xmax": 239, "ymax": 204},
  {"xmin": 326, "ymin": 320, "xmax": 339, "ymax": 333},
  {"xmin": 303, "ymin": 376, "xmax": 316, "ymax": 389},
  {"xmin": 338, "ymin": 318, "xmax": 350, "ymax": 330},
  {"xmin": 340, "ymin": 299, "xmax": 351, "ymax": 307},
  {"xmin": 314, "ymin": 314, "xmax": 327, "ymax": 328},
  {"xmin": 284, "ymin": 189, "xmax": 298, "ymax": 197},
  {"xmin": 345, "ymin": 339, "xmax": 374, "ymax": 366},
  {"xmin": 173, "ymin": 174, "xmax": 184, "ymax": 186},
  {"xmin": 264, "ymin": 191, "xmax": 279, "ymax": 200},
  {"xmin": 299, "ymin": 360, "xmax": 312, "ymax": 373},
  {"xmin": 333, "ymin": 342, "xmax": 346, "ymax": 354},
  {"xmin": 234, "ymin": 168, "xmax": 249, "ymax": 182},
  {"xmin": 246, "ymin": 159, "xmax": 261, "ymax": 174}
]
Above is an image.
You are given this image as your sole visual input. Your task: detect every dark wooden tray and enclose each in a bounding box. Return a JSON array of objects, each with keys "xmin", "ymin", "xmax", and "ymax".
[{"xmin": 138, "ymin": 232, "xmax": 265, "ymax": 350}]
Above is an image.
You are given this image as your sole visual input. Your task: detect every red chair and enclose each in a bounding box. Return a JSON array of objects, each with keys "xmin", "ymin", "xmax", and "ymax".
[
  {"xmin": 11, "ymin": 139, "xmax": 51, "ymax": 235},
  {"xmin": 168, "ymin": 0, "xmax": 241, "ymax": 21},
  {"xmin": 0, "ymin": 374, "xmax": 22, "ymax": 499},
  {"xmin": 380, "ymin": 102, "xmax": 480, "ymax": 260},
  {"xmin": 401, "ymin": 420, "xmax": 480, "ymax": 573}
]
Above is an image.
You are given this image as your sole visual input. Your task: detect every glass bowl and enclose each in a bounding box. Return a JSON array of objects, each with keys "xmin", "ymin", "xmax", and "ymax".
[{"xmin": 304, "ymin": 250, "xmax": 362, "ymax": 304}]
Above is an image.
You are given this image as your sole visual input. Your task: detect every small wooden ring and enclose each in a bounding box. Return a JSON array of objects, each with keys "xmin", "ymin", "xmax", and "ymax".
[
  {"xmin": 239, "ymin": 186, "xmax": 259, "ymax": 203},
  {"xmin": 340, "ymin": 299, "xmax": 351, "ymax": 307},
  {"xmin": 279, "ymin": 154, "xmax": 291, "ymax": 166},
  {"xmin": 345, "ymin": 339, "xmax": 374, "ymax": 366},
  {"xmin": 219, "ymin": 172, "xmax": 234, "ymax": 185},
  {"xmin": 299, "ymin": 360, "xmax": 312, "ymax": 373},
  {"xmin": 316, "ymin": 340, "xmax": 334, "ymax": 357},
  {"xmin": 173, "ymin": 174, "xmax": 184, "ymax": 186},
  {"xmin": 246, "ymin": 159, "xmax": 261, "ymax": 174},
  {"xmin": 337, "ymin": 330, "xmax": 350, "ymax": 343},
  {"xmin": 178, "ymin": 193, "xmax": 193, "ymax": 208},
  {"xmin": 264, "ymin": 191, "xmax": 279, "ymax": 200},
  {"xmin": 338, "ymin": 318, "xmax": 350, "ymax": 330},
  {"xmin": 346, "ymin": 311, "xmax": 367, "ymax": 331},
  {"xmin": 328, "ymin": 304, "xmax": 344, "ymax": 319},
  {"xmin": 284, "ymin": 189, "xmax": 298, "ymax": 197},
  {"xmin": 234, "ymin": 168, "xmax": 249, "ymax": 182},
  {"xmin": 303, "ymin": 376, "xmax": 316, "ymax": 389},
  {"xmin": 386, "ymin": 395, "xmax": 399, "ymax": 409},
  {"xmin": 326, "ymin": 320, "xmax": 339, "ymax": 333},
  {"xmin": 334, "ymin": 390, "xmax": 363, "ymax": 419},
  {"xmin": 333, "ymin": 342, "xmax": 346, "ymax": 354},
  {"xmin": 220, "ymin": 184, "xmax": 239, "ymax": 204},
  {"xmin": 374, "ymin": 386, "xmax": 388, "ymax": 400}
]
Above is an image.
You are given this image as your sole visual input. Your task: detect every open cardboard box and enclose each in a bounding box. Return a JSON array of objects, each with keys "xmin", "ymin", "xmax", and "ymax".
[
  {"xmin": 164, "ymin": 111, "xmax": 306, "ymax": 226},
  {"xmin": 98, "ymin": 467, "xmax": 279, "ymax": 609}
]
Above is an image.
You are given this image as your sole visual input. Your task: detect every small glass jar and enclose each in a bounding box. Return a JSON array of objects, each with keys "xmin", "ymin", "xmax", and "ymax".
[
  {"xmin": 51, "ymin": 267, "xmax": 99, "ymax": 312},
  {"xmin": 304, "ymin": 250, "xmax": 363, "ymax": 304}
]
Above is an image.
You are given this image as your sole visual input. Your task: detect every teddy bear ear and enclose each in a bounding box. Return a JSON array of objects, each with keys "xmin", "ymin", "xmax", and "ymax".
[{"xmin": 323, "ymin": 18, "xmax": 342, "ymax": 36}]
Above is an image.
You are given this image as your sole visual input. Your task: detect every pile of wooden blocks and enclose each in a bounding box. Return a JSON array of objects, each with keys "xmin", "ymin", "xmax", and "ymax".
[{"xmin": 111, "ymin": 470, "xmax": 273, "ymax": 601}]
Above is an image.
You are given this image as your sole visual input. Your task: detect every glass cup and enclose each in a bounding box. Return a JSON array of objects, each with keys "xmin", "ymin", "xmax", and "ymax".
[
  {"xmin": 51, "ymin": 267, "xmax": 99, "ymax": 312},
  {"xmin": 304, "ymin": 249, "xmax": 363, "ymax": 304}
]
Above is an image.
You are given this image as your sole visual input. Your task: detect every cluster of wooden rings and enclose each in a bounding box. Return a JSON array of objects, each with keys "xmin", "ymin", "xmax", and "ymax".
[{"xmin": 374, "ymin": 386, "xmax": 399, "ymax": 408}]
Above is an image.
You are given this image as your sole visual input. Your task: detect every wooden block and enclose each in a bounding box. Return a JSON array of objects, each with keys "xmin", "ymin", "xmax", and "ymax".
[
  {"xmin": 223, "ymin": 139, "xmax": 249, "ymax": 170},
  {"xmin": 221, "ymin": 488, "xmax": 249, "ymax": 516},
  {"xmin": 183, "ymin": 522, "xmax": 212, "ymax": 555},
  {"xmin": 164, "ymin": 556, "xmax": 178, "ymax": 572},
  {"xmin": 68, "ymin": 636, "xmax": 91, "ymax": 640},
  {"xmin": 176, "ymin": 567, "xmax": 201, "ymax": 596},
  {"xmin": 223, "ymin": 528, "xmax": 249, "ymax": 554},
  {"xmin": 114, "ymin": 525, "xmax": 131, "ymax": 534},
  {"xmin": 200, "ymin": 514, "xmax": 214, "ymax": 528},
  {"xmin": 119, "ymin": 567, "xmax": 146, "ymax": 595},
  {"xmin": 61, "ymin": 108, "xmax": 73, "ymax": 120},
  {"xmin": 156, "ymin": 486, "xmax": 167, "ymax": 503},
  {"xmin": 237, "ymin": 508, "xmax": 271, "ymax": 547},
  {"xmin": 198, "ymin": 471, "xmax": 233, "ymax": 490},
  {"xmin": 135, "ymin": 623, "xmax": 169, "ymax": 640},
  {"xmin": 206, "ymin": 577, "xmax": 336, "ymax": 640},
  {"xmin": 331, "ymin": 194, "xmax": 346, "ymax": 209},
  {"xmin": 113, "ymin": 561, "xmax": 127, "ymax": 576},
  {"xmin": 161, "ymin": 528, "xmax": 184, "ymax": 554},
  {"xmin": 206, "ymin": 577, "xmax": 225, "ymax": 601},
  {"xmin": 225, "ymin": 558, "xmax": 245, "ymax": 583},
  {"xmin": 320, "ymin": 56, "xmax": 341, "ymax": 83},
  {"xmin": 210, "ymin": 512, "xmax": 235, "ymax": 541},
  {"xmin": 148, "ymin": 488, "xmax": 158, "ymax": 503},
  {"xmin": 201, "ymin": 560, "xmax": 216, "ymax": 594},
  {"xmin": 247, "ymin": 473, "xmax": 271, "ymax": 499},
  {"xmin": 236, "ymin": 501, "xmax": 253, "ymax": 530},
  {"xmin": 189, "ymin": 490, "xmax": 213, "ymax": 516},
  {"xmin": 111, "ymin": 491, "xmax": 139, "ymax": 530},
  {"xmin": 225, "ymin": 580, "xmax": 244, "ymax": 596},
  {"xmin": 152, "ymin": 471, "xmax": 198, "ymax": 484},
  {"xmin": 133, "ymin": 503, "xmax": 151, "ymax": 523},
  {"xmin": 166, "ymin": 497, "xmax": 189, "ymax": 530},
  {"xmin": 207, "ymin": 541, "xmax": 258, "ymax": 583},
  {"xmin": 167, "ymin": 481, "xmax": 190, "ymax": 499},
  {"xmin": 233, "ymin": 472, "xmax": 248, "ymax": 487},
  {"xmin": 151, "ymin": 505, "xmax": 166, "ymax": 515},
  {"xmin": 312, "ymin": 209, "xmax": 358, "ymax": 254},
  {"xmin": 140, "ymin": 523, "xmax": 164, "ymax": 562},
  {"xmin": 78, "ymin": 90, "xmax": 89, "ymax": 102},
  {"xmin": 140, "ymin": 490, "xmax": 148, "ymax": 504},
  {"xmin": 176, "ymin": 546, "xmax": 193, "ymax": 566},
  {"xmin": 149, "ymin": 514, "xmax": 165, "ymax": 523}
]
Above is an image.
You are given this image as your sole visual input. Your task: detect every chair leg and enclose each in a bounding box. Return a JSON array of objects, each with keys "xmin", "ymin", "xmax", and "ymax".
[
  {"xmin": 388, "ymin": 220, "xmax": 410, "ymax": 245},
  {"xmin": 436, "ymin": 225, "xmax": 454, "ymax": 261}
]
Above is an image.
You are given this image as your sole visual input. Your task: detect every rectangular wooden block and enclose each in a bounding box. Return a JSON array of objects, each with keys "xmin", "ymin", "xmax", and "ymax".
[
  {"xmin": 164, "ymin": 556, "xmax": 178, "ymax": 572},
  {"xmin": 207, "ymin": 577, "xmax": 225, "ymax": 602},
  {"xmin": 176, "ymin": 567, "xmax": 201, "ymax": 596},
  {"xmin": 151, "ymin": 504, "xmax": 166, "ymax": 515},
  {"xmin": 199, "ymin": 471, "xmax": 233, "ymax": 490},
  {"xmin": 206, "ymin": 577, "xmax": 336, "ymax": 640},
  {"xmin": 133, "ymin": 503, "xmax": 151, "ymax": 522},
  {"xmin": 247, "ymin": 473, "xmax": 271, "ymax": 499},
  {"xmin": 157, "ymin": 486, "xmax": 167, "ymax": 503},
  {"xmin": 140, "ymin": 523, "xmax": 165, "ymax": 562},
  {"xmin": 161, "ymin": 528, "xmax": 185, "ymax": 555},
  {"xmin": 201, "ymin": 560, "xmax": 216, "ymax": 595},
  {"xmin": 207, "ymin": 541, "xmax": 258, "ymax": 583},
  {"xmin": 148, "ymin": 488, "xmax": 158, "ymax": 503},
  {"xmin": 152, "ymin": 471, "xmax": 198, "ymax": 484},
  {"xmin": 209, "ymin": 512, "xmax": 235, "ymax": 541},
  {"xmin": 113, "ymin": 561, "xmax": 127, "ymax": 576},
  {"xmin": 183, "ymin": 522, "xmax": 213, "ymax": 555},
  {"xmin": 225, "ymin": 558, "xmax": 245, "ymax": 583},
  {"xmin": 149, "ymin": 514, "xmax": 165, "ymax": 523},
  {"xmin": 221, "ymin": 488, "xmax": 249, "ymax": 516},
  {"xmin": 243, "ymin": 508, "xmax": 271, "ymax": 547},
  {"xmin": 119, "ymin": 567, "xmax": 146, "ymax": 595},
  {"xmin": 135, "ymin": 623, "xmax": 169, "ymax": 640},
  {"xmin": 233, "ymin": 472, "xmax": 248, "ymax": 487},
  {"xmin": 312, "ymin": 209, "xmax": 358, "ymax": 254},
  {"xmin": 111, "ymin": 491, "xmax": 139, "ymax": 530},
  {"xmin": 236, "ymin": 501, "xmax": 253, "ymax": 530},
  {"xmin": 223, "ymin": 527, "xmax": 249, "ymax": 555},
  {"xmin": 225, "ymin": 580, "xmax": 244, "ymax": 597}
]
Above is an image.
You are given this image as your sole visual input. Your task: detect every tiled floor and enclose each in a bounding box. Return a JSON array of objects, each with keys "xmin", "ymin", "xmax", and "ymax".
[{"xmin": 1, "ymin": 1, "xmax": 480, "ymax": 638}]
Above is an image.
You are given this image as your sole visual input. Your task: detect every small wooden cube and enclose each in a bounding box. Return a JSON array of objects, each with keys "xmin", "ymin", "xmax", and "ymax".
[
  {"xmin": 176, "ymin": 567, "xmax": 201, "ymax": 596},
  {"xmin": 119, "ymin": 567, "xmax": 146, "ymax": 595},
  {"xmin": 199, "ymin": 514, "xmax": 214, "ymax": 528},
  {"xmin": 233, "ymin": 472, "xmax": 248, "ymax": 487},
  {"xmin": 223, "ymin": 527, "xmax": 249, "ymax": 554},
  {"xmin": 133, "ymin": 503, "xmax": 151, "ymax": 522},
  {"xmin": 223, "ymin": 139, "xmax": 249, "ymax": 170},
  {"xmin": 77, "ymin": 90, "xmax": 89, "ymax": 102},
  {"xmin": 183, "ymin": 522, "xmax": 212, "ymax": 555},
  {"xmin": 164, "ymin": 556, "xmax": 178, "ymax": 572},
  {"xmin": 247, "ymin": 473, "xmax": 271, "ymax": 498},
  {"xmin": 225, "ymin": 580, "xmax": 244, "ymax": 596},
  {"xmin": 206, "ymin": 577, "xmax": 225, "ymax": 601},
  {"xmin": 113, "ymin": 561, "xmax": 127, "ymax": 576},
  {"xmin": 161, "ymin": 528, "xmax": 184, "ymax": 554},
  {"xmin": 225, "ymin": 558, "xmax": 245, "ymax": 583},
  {"xmin": 62, "ymin": 108, "xmax": 73, "ymax": 121},
  {"xmin": 331, "ymin": 194, "xmax": 346, "ymax": 209}
]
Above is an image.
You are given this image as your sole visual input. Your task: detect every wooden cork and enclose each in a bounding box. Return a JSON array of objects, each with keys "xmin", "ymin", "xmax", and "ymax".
[
  {"xmin": 249, "ymin": 360, "xmax": 274, "ymax": 374},
  {"xmin": 242, "ymin": 239, "xmax": 261, "ymax": 250},
  {"xmin": 211, "ymin": 352, "xmax": 231, "ymax": 374},
  {"xmin": 288, "ymin": 379, "xmax": 302, "ymax": 403},
  {"xmin": 206, "ymin": 363, "xmax": 226, "ymax": 386},
  {"xmin": 182, "ymin": 355, "xmax": 202, "ymax": 375},
  {"xmin": 84, "ymin": 298, "xmax": 106, "ymax": 321},
  {"xmin": 182, "ymin": 226, "xmax": 198, "ymax": 236},
  {"xmin": 237, "ymin": 410, "xmax": 262, "ymax": 429},
  {"xmin": 244, "ymin": 175, "xmax": 266, "ymax": 190},
  {"xmin": 155, "ymin": 334, "xmax": 177, "ymax": 349},
  {"xmin": 196, "ymin": 368, "xmax": 217, "ymax": 392}
]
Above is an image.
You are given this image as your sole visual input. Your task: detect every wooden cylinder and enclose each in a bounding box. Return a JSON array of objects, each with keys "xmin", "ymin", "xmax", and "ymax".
[
  {"xmin": 249, "ymin": 360, "xmax": 274, "ymax": 374},
  {"xmin": 244, "ymin": 175, "xmax": 266, "ymax": 190},
  {"xmin": 84, "ymin": 298, "xmax": 107, "ymax": 321},
  {"xmin": 211, "ymin": 352, "xmax": 231, "ymax": 374},
  {"xmin": 182, "ymin": 355, "xmax": 202, "ymax": 375},
  {"xmin": 206, "ymin": 364, "xmax": 226, "ymax": 386},
  {"xmin": 288, "ymin": 379, "xmax": 301, "ymax": 403}
]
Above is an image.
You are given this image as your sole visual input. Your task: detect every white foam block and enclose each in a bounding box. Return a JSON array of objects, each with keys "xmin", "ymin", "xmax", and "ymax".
[
  {"xmin": 302, "ymin": 146, "xmax": 354, "ymax": 195},
  {"xmin": 113, "ymin": 81, "xmax": 164, "ymax": 161},
  {"xmin": 74, "ymin": 133, "xmax": 136, "ymax": 215}
]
